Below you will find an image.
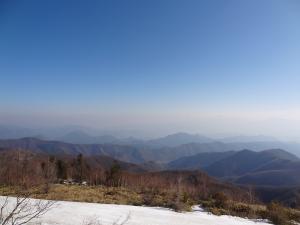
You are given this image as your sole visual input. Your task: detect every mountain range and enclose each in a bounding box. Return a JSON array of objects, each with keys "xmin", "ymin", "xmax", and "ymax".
[
  {"xmin": 1, "ymin": 135, "xmax": 300, "ymax": 207},
  {"xmin": 2, "ymin": 125, "xmax": 300, "ymax": 154},
  {"xmin": 1, "ymin": 137, "xmax": 300, "ymax": 187},
  {"xmin": 49, "ymin": 132, "xmax": 300, "ymax": 157}
]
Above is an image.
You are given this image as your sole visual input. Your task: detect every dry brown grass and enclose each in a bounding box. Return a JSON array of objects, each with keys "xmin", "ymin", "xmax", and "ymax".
[
  {"xmin": 0, "ymin": 184, "xmax": 192, "ymax": 211},
  {"xmin": 44, "ymin": 185, "xmax": 143, "ymax": 205},
  {"xmin": 200, "ymin": 196, "xmax": 300, "ymax": 225}
]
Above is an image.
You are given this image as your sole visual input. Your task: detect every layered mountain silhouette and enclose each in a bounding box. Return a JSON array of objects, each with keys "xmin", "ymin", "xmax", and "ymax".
[
  {"xmin": 167, "ymin": 149, "xmax": 300, "ymax": 186},
  {"xmin": 0, "ymin": 137, "xmax": 145, "ymax": 164},
  {"xmin": 146, "ymin": 132, "xmax": 213, "ymax": 147},
  {"xmin": 54, "ymin": 132, "xmax": 300, "ymax": 157},
  {"xmin": 0, "ymin": 137, "xmax": 234, "ymax": 163},
  {"xmin": 1, "ymin": 127, "xmax": 300, "ymax": 157},
  {"xmin": 1, "ymin": 137, "xmax": 300, "ymax": 186},
  {"xmin": 1, "ymin": 136, "xmax": 300, "ymax": 206}
]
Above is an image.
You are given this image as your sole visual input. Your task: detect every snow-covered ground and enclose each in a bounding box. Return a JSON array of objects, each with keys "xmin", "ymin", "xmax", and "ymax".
[{"xmin": 1, "ymin": 197, "xmax": 271, "ymax": 225}]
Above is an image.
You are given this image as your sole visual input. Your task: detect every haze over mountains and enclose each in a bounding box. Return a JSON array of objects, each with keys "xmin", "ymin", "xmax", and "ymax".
[
  {"xmin": 1, "ymin": 127, "xmax": 300, "ymax": 206},
  {"xmin": 1, "ymin": 125, "xmax": 300, "ymax": 186},
  {"xmin": 1, "ymin": 125, "xmax": 300, "ymax": 155},
  {"xmin": 1, "ymin": 134, "xmax": 300, "ymax": 187}
]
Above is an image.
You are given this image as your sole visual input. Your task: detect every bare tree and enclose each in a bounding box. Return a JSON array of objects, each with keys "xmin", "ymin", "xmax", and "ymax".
[
  {"xmin": 247, "ymin": 185, "xmax": 254, "ymax": 204},
  {"xmin": 0, "ymin": 193, "xmax": 55, "ymax": 225}
]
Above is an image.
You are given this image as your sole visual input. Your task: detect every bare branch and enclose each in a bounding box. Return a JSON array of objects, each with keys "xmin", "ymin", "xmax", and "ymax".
[
  {"xmin": 0, "ymin": 196, "xmax": 9, "ymax": 221},
  {"xmin": 0, "ymin": 194, "xmax": 55, "ymax": 225}
]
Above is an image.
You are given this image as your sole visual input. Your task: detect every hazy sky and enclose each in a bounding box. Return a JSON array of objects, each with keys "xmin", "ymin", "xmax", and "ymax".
[{"xmin": 1, "ymin": 0, "xmax": 300, "ymax": 138}]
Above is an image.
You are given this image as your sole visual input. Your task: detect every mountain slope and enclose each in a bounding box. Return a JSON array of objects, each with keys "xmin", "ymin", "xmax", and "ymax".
[
  {"xmin": 166, "ymin": 148, "xmax": 300, "ymax": 186},
  {"xmin": 142, "ymin": 142, "xmax": 235, "ymax": 162},
  {"xmin": 0, "ymin": 138, "xmax": 146, "ymax": 163},
  {"xmin": 235, "ymin": 169, "xmax": 300, "ymax": 186},
  {"xmin": 0, "ymin": 138, "xmax": 237, "ymax": 163},
  {"xmin": 204, "ymin": 149, "xmax": 298, "ymax": 178},
  {"xmin": 194, "ymin": 149, "xmax": 300, "ymax": 186},
  {"xmin": 0, "ymin": 148, "xmax": 147, "ymax": 174},
  {"xmin": 167, "ymin": 151, "xmax": 236, "ymax": 170}
]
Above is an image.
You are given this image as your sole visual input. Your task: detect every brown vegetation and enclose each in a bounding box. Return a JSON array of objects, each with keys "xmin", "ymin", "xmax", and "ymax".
[
  {"xmin": 201, "ymin": 192, "xmax": 300, "ymax": 225},
  {"xmin": 0, "ymin": 149, "xmax": 250, "ymax": 213},
  {"xmin": 1, "ymin": 148, "xmax": 300, "ymax": 224}
]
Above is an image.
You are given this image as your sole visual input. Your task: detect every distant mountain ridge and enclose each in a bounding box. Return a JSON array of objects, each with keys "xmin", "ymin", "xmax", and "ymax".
[
  {"xmin": 0, "ymin": 137, "xmax": 146, "ymax": 164},
  {"xmin": 167, "ymin": 151, "xmax": 236, "ymax": 170},
  {"xmin": 204, "ymin": 149, "xmax": 298, "ymax": 177},
  {"xmin": 51, "ymin": 132, "xmax": 300, "ymax": 157},
  {"xmin": 1, "ymin": 126, "xmax": 300, "ymax": 156},
  {"xmin": 0, "ymin": 137, "xmax": 235, "ymax": 163},
  {"xmin": 1, "ymin": 137, "xmax": 300, "ymax": 165},
  {"xmin": 57, "ymin": 131, "xmax": 213, "ymax": 147},
  {"xmin": 2, "ymin": 137, "xmax": 300, "ymax": 189},
  {"xmin": 146, "ymin": 132, "xmax": 213, "ymax": 147},
  {"xmin": 167, "ymin": 148, "xmax": 300, "ymax": 187}
]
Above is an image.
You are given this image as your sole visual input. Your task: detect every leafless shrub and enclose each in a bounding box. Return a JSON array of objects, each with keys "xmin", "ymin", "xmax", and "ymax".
[{"xmin": 0, "ymin": 193, "xmax": 55, "ymax": 225}]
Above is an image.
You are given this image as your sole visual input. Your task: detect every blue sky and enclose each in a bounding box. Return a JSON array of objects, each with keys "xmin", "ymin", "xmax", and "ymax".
[{"xmin": 1, "ymin": 0, "xmax": 300, "ymax": 137}]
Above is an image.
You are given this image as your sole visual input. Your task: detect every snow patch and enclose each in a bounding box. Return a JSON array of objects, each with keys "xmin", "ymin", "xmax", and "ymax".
[{"xmin": 1, "ymin": 197, "xmax": 271, "ymax": 225}]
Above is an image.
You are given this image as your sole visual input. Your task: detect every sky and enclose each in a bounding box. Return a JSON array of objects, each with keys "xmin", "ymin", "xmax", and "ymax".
[{"xmin": 1, "ymin": 0, "xmax": 300, "ymax": 138}]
